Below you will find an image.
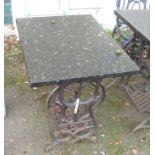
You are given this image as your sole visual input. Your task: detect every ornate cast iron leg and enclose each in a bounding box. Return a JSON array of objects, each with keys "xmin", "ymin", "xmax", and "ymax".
[
  {"xmin": 88, "ymin": 80, "xmax": 105, "ymax": 126},
  {"xmin": 45, "ymin": 79, "xmax": 105, "ymax": 152}
]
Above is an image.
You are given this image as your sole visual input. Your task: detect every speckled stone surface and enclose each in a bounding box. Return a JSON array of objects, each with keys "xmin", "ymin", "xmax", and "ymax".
[
  {"xmin": 16, "ymin": 15, "xmax": 139, "ymax": 87},
  {"xmin": 114, "ymin": 10, "xmax": 150, "ymax": 41}
]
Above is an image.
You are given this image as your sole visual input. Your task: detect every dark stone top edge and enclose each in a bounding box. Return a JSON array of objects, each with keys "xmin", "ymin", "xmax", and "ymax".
[{"xmin": 30, "ymin": 70, "xmax": 140, "ymax": 87}]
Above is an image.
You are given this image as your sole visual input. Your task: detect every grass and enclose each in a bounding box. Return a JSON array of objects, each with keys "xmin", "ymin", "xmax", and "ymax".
[
  {"xmin": 4, "ymin": 43, "xmax": 26, "ymax": 85},
  {"xmin": 4, "ymin": 41, "xmax": 149, "ymax": 155}
]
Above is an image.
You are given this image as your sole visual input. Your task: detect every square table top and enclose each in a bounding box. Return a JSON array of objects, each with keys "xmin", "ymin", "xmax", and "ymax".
[
  {"xmin": 114, "ymin": 9, "xmax": 150, "ymax": 41},
  {"xmin": 16, "ymin": 14, "xmax": 139, "ymax": 87}
]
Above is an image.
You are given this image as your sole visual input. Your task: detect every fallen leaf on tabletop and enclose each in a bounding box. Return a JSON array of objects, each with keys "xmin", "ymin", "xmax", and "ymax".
[{"xmin": 9, "ymin": 138, "xmax": 14, "ymax": 143}]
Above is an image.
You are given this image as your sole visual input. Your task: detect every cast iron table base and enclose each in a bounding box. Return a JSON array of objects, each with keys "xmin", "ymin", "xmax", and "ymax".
[{"xmin": 45, "ymin": 79, "xmax": 105, "ymax": 152}]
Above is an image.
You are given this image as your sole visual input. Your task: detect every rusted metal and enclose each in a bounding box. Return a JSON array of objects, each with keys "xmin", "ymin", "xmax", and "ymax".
[{"xmin": 45, "ymin": 79, "xmax": 105, "ymax": 152}]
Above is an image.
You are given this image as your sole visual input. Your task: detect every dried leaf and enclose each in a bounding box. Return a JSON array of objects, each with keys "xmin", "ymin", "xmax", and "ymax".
[
  {"xmin": 91, "ymin": 136, "xmax": 97, "ymax": 144},
  {"xmin": 140, "ymin": 139, "xmax": 145, "ymax": 142},
  {"xmin": 124, "ymin": 102, "xmax": 130, "ymax": 107},
  {"xmin": 9, "ymin": 138, "xmax": 14, "ymax": 143},
  {"xmin": 32, "ymin": 87, "xmax": 38, "ymax": 90},
  {"xmin": 98, "ymin": 124, "xmax": 103, "ymax": 128},
  {"xmin": 26, "ymin": 145, "xmax": 31, "ymax": 151},
  {"xmin": 132, "ymin": 149, "xmax": 137, "ymax": 154},
  {"xmin": 112, "ymin": 116, "xmax": 116, "ymax": 120},
  {"xmin": 100, "ymin": 151, "xmax": 106, "ymax": 155},
  {"xmin": 115, "ymin": 141, "xmax": 119, "ymax": 145},
  {"xmin": 115, "ymin": 140, "xmax": 123, "ymax": 145},
  {"xmin": 118, "ymin": 140, "xmax": 122, "ymax": 144},
  {"xmin": 100, "ymin": 134, "xmax": 105, "ymax": 138}
]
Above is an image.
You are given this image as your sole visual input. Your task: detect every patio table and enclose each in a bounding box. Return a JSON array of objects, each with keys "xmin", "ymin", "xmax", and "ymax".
[
  {"xmin": 114, "ymin": 10, "xmax": 150, "ymax": 131},
  {"xmin": 16, "ymin": 14, "xmax": 139, "ymax": 151},
  {"xmin": 114, "ymin": 10, "xmax": 150, "ymax": 81},
  {"xmin": 114, "ymin": 9, "xmax": 150, "ymax": 41}
]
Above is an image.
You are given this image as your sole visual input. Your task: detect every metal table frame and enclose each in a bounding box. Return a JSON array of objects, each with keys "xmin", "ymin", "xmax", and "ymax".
[
  {"xmin": 114, "ymin": 10, "xmax": 150, "ymax": 81},
  {"xmin": 45, "ymin": 79, "xmax": 105, "ymax": 151},
  {"xmin": 16, "ymin": 14, "xmax": 139, "ymax": 152}
]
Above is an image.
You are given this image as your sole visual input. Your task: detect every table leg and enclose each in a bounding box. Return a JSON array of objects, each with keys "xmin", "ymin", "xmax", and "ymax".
[
  {"xmin": 45, "ymin": 80, "xmax": 105, "ymax": 152},
  {"xmin": 123, "ymin": 33, "xmax": 150, "ymax": 81}
]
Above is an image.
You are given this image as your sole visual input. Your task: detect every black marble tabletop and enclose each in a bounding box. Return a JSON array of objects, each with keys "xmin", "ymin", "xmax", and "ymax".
[
  {"xmin": 114, "ymin": 10, "xmax": 150, "ymax": 41},
  {"xmin": 16, "ymin": 15, "xmax": 139, "ymax": 87}
]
